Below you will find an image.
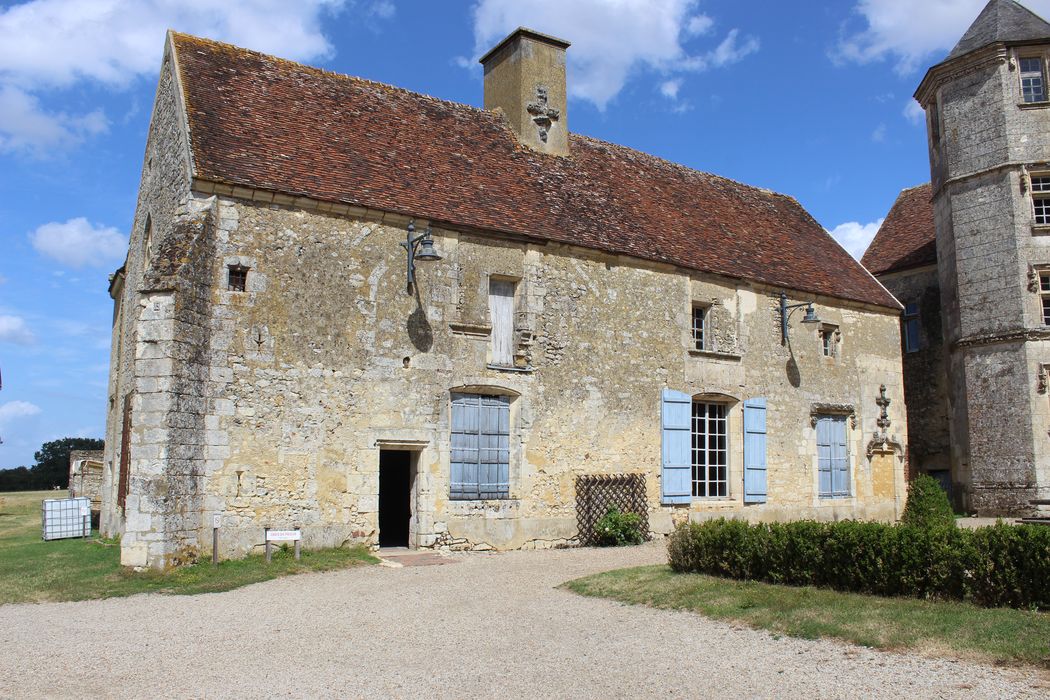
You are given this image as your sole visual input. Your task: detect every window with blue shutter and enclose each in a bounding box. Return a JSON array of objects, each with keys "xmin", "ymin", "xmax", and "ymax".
[
  {"xmin": 661, "ymin": 389, "xmax": 692, "ymax": 504},
  {"xmin": 743, "ymin": 398, "xmax": 767, "ymax": 504},
  {"xmin": 451, "ymin": 393, "xmax": 510, "ymax": 499},
  {"xmin": 816, "ymin": 415, "xmax": 849, "ymax": 498}
]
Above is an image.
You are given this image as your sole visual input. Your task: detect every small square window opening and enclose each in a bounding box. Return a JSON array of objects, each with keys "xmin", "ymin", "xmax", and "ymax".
[
  {"xmin": 820, "ymin": 327, "xmax": 838, "ymax": 358},
  {"xmin": 1020, "ymin": 56, "xmax": 1047, "ymax": 103},
  {"xmin": 691, "ymin": 305, "xmax": 706, "ymax": 351},
  {"xmin": 228, "ymin": 265, "xmax": 249, "ymax": 292}
]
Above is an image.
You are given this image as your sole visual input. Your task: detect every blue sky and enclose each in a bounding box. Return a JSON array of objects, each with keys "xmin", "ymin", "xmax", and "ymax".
[{"xmin": 0, "ymin": 0, "xmax": 1042, "ymax": 468}]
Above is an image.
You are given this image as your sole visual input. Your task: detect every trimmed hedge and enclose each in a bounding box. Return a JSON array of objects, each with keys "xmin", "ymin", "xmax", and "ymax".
[
  {"xmin": 667, "ymin": 519, "xmax": 1050, "ymax": 609},
  {"xmin": 901, "ymin": 474, "xmax": 955, "ymax": 528}
]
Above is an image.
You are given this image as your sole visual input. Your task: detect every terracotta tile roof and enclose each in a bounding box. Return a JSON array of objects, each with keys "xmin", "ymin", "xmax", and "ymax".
[
  {"xmin": 170, "ymin": 33, "xmax": 898, "ymax": 309},
  {"xmin": 861, "ymin": 184, "xmax": 936, "ymax": 276}
]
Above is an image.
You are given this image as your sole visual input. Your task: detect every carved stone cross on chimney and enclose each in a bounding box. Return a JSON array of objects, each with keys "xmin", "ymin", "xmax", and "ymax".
[{"xmin": 526, "ymin": 87, "xmax": 560, "ymax": 143}]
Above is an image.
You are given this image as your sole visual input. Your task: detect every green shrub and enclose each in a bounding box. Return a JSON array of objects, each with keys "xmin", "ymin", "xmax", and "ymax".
[
  {"xmin": 594, "ymin": 507, "xmax": 644, "ymax": 546},
  {"xmin": 666, "ymin": 518, "xmax": 1050, "ymax": 609},
  {"xmin": 900, "ymin": 474, "xmax": 955, "ymax": 529}
]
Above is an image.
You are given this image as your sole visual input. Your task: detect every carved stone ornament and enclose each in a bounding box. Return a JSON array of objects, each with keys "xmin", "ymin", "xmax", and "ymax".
[
  {"xmin": 1028, "ymin": 265, "xmax": 1040, "ymax": 293},
  {"xmin": 810, "ymin": 403, "xmax": 857, "ymax": 429},
  {"xmin": 1039, "ymin": 365, "xmax": 1049, "ymax": 395},
  {"xmin": 866, "ymin": 384, "xmax": 904, "ymax": 462},
  {"xmin": 526, "ymin": 87, "xmax": 560, "ymax": 143}
]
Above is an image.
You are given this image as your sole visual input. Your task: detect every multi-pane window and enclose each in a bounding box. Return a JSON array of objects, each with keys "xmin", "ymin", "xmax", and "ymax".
[
  {"xmin": 228, "ymin": 265, "xmax": 248, "ymax": 292},
  {"xmin": 691, "ymin": 402, "xmax": 727, "ymax": 497},
  {"xmin": 1032, "ymin": 176, "xmax": 1050, "ymax": 225},
  {"xmin": 1020, "ymin": 56, "xmax": 1047, "ymax": 103},
  {"xmin": 816, "ymin": 415, "xmax": 849, "ymax": 498},
  {"xmin": 488, "ymin": 278, "xmax": 516, "ymax": 367},
  {"xmin": 1041, "ymin": 272, "xmax": 1050, "ymax": 326},
  {"xmin": 691, "ymin": 305, "xmax": 706, "ymax": 351},
  {"xmin": 903, "ymin": 302, "xmax": 921, "ymax": 353},
  {"xmin": 450, "ymin": 393, "xmax": 510, "ymax": 499}
]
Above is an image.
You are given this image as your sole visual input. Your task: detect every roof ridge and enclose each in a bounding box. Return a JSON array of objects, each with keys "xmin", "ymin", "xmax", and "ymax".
[{"xmin": 170, "ymin": 31, "xmax": 496, "ymax": 118}]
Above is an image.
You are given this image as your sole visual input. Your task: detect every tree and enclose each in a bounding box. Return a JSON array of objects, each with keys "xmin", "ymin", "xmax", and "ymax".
[{"xmin": 31, "ymin": 437, "xmax": 104, "ymax": 490}]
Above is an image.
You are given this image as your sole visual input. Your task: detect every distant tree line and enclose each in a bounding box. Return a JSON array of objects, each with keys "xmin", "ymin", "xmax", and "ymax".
[{"xmin": 0, "ymin": 438, "xmax": 104, "ymax": 492}]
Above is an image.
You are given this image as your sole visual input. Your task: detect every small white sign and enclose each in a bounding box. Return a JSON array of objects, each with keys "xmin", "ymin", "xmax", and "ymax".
[
  {"xmin": 266, "ymin": 529, "xmax": 301, "ymax": 542},
  {"xmin": 79, "ymin": 505, "xmax": 89, "ymax": 517},
  {"xmin": 212, "ymin": 514, "xmax": 222, "ymax": 529}
]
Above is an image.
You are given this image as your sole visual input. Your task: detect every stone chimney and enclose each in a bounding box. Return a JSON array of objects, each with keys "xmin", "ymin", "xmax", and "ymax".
[{"xmin": 479, "ymin": 27, "xmax": 571, "ymax": 156}]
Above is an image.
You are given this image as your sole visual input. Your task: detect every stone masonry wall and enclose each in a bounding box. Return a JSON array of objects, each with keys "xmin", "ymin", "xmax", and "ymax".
[
  {"xmin": 875, "ymin": 267, "xmax": 951, "ymax": 477},
  {"xmin": 117, "ymin": 192, "xmax": 908, "ymax": 566},
  {"xmin": 101, "ymin": 40, "xmax": 195, "ymax": 543}
]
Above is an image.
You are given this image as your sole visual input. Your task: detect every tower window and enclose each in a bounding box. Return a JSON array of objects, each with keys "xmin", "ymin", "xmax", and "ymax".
[
  {"xmin": 1032, "ymin": 176, "xmax": 1050, "ymax": 225},
  {"xmin": 903, "ymin": 302, "xmax": 921, "ymax": 353},
  {"xmin": 1040, "ymin": 272, "xmax": 1050, "ymax": 326},
  {"xmin": 1020, "ymin": 56, "xmax": 1047, "ymax": 103},
  {"xmin": 228, "ymin": 265, "xmax": 249, "ymax": 292}
]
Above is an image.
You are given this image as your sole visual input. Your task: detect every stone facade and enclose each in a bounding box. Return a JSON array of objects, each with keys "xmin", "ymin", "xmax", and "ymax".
[
  {"xmin": 101, "ymin": 32, "xmax": 908, "ymax": 568},
  {"xmin": 914, "ymin": 6, "xmax": 1050, "ymax": 514},
  {"xmin": 68, "ymin": 450, "xmax": 105, "ymax": 514}
]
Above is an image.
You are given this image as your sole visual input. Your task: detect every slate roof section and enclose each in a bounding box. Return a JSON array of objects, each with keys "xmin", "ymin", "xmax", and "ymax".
[
  {"xmin": 947, "ymin": 0, "xmax": 1050, "ymax": 61},
  {"xmin": 170, "ymin": 33, "xmax": 898, "ymax": 309},
  {"xmin": 861, "ymin": 184, "xmax": 936, "ymax": 277}
]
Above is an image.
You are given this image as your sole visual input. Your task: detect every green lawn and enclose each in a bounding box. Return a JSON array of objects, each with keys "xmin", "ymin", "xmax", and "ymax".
[
  {"xmin": 0, "ymin": 490, "xmax": 378, "ymax": 605},
  {"xmin": 565, "ymin": 564, "xmax": 1050, "ymax": 669}
]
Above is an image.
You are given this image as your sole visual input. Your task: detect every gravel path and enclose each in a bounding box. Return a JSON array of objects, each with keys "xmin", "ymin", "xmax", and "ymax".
[{"xmin": 0, "ymin": 542, "xmax": 1045, "ymax": 699}]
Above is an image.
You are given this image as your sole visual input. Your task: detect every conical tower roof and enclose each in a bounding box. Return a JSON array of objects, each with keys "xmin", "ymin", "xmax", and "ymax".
[{"xmin": 947, "ymin": 0, "xmax": 1050, "ymax": 60}]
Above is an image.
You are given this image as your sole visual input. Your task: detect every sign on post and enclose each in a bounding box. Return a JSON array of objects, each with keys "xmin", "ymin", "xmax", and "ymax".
[{"xmin": 264, "ymin": 528, "xmax": 302, "ymax": 562}]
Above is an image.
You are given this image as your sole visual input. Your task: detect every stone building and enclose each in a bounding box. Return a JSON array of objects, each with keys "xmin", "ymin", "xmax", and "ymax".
[
  {"xmin": 68, "ymin": 449, "xmax": 105, "ymax": 519},
  {"xmin": 866, "ymin": 0, "xmax": 1050, "ymax": 514},
  {"xmin": 101, "ymin": 28, "xmax": 907, "ymax": 568}
]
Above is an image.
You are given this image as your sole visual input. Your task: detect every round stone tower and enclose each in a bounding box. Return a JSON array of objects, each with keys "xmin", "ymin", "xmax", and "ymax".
[{"xmin": 914, "ymin": 0, "xmax": 1050, "ymax": 514}]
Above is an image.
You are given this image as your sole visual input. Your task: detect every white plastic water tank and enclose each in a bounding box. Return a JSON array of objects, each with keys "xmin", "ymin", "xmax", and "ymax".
[{"xmin": 41, "ymin": 497, "xmax": 91, "ymax": 540}]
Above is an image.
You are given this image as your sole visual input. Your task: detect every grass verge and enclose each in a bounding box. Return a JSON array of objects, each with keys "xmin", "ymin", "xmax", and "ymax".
[
  {"xmin": 565, "ymin": 564, "xmax": 1050, "ymax": 669},
  {"xmin": 0, "ymin": 490, "xmax": 378, "ymax": 605}
]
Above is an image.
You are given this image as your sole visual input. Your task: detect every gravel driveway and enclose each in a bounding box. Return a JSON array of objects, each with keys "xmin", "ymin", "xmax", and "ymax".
[{"xmin": 0, "ymin": 542, "xmax": 1044, "ymax": 699}]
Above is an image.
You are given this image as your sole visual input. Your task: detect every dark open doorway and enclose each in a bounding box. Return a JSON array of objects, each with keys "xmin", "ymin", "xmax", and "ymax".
[{"xmin": 378, "ymin": 450, "xmax": 412, "ymax": 547}]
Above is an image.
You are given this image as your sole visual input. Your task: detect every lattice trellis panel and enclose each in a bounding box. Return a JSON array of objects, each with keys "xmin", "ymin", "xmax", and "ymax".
[{"xmin": 575, "ymin": 473, "xmax": 650, "ymax": 545}]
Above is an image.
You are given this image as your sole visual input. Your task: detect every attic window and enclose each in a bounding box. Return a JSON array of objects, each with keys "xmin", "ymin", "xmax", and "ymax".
[
  {"xmin": 228, "ymin": 265, "xmax": 249, "ymax": 292},
  {"xmin": 691, "ymin": 305, "xmax": 707, "ymax": 351}
]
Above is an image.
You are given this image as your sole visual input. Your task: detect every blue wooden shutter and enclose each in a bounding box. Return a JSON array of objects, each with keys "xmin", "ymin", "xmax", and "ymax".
[
  {"xmin": 479, "ymin": 395, "xmax": 510, "ymax": 498},
  {"xmin": 816, "ymin": 417, "xmax": 833, "ymax": 497},
  {"xmin": 661, "ymin": 389, "xmax": 692, "ymax": 504},
  {"xmin": 743, "ymin": 398, "xmax": 767, "ymax": 504},
  {"xmin": 831, "ymin": 416, "xmax": 849, "ymax": 497},
  {"xmin": 451, "ymin": 394, "xmax": 480, "ymax": 499}
]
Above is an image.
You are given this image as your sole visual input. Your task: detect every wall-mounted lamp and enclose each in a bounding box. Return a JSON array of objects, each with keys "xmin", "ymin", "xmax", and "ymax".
[
  {"xmin": 779, "ymin": 292, "xmax": 821, "ymax": 344},
  {"xmin": 399, "ymin": 220, "xmax": 443, "ymax": 294}
]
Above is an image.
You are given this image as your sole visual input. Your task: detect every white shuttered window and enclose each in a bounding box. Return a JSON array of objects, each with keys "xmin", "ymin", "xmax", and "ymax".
[{"xmin": 489, "ymin": 278, "xmax": 516, "ymax": 367}]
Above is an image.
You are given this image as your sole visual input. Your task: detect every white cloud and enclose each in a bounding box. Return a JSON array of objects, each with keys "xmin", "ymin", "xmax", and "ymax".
[
  {"xmin": 903, "ymin": 98, "xmax": 925, "ymax": 124},
  {"xmin": 660, "ymin": 79, "xmax": 683, "ymax": 100},
  {"xmin": 0, "ymin": 315, "xmax": 35, "ymax": 345},
  {"xmin": 468, "ymin": 0, "xmax": 759, "ymax": 109},
  {"xmin": 29, "ymin": 217, "xmax": 128, "ymax": 268},
  {"xmin": 0, "ymin": 0, "xmax": 354, "ymax": 154},
  {"xmin": 871, "ymin": 123, "xmax": 887, "ymax": 143},
  {"xmin": 0, "ymin": 400, "xmax": 42, "ymax": 426},
  {"xmin": 837, "ymin": 0, "xmax": 1050, "ymax": 74},
  {"xmin": 829, "ymin": 219, "xmax": 885, "ymax": 260}
]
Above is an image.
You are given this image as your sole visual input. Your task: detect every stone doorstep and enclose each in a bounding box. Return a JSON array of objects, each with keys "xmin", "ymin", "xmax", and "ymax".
[{"xmin": 376, "ymin": 549, "xmax": 460, "ymax": 567}]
